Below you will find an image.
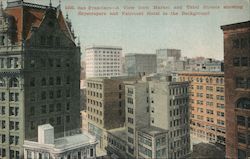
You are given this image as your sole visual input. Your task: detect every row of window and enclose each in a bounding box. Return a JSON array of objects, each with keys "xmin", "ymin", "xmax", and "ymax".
[
  {"xmin": 30, "ymin": 102, "xmax": 70, "ymax": 115},
  {"xmin": 0, "ymin": 92, "xmax": 19, "ymax": 102},
  {"xmin": 236, "ymin": 77, "xmax": 250, "ymax": 89},
  {"xmin": 36, "ymin": 90, "xmax": 70, "ymax": 101},
  {"xmin": 0, "ymin": 57, "xmax": 19, "ymax": 69},
  {"xmin": 182, "ymin": 77, "xmax": 223, "ymax": 84},
  {"xmin": 0, "ymin": 77, "xmax": 19, "ymax": 88},
  {"xmin": 87, "ymin": 83, "xmax": 102, "ymax": 89},
  {"xmin": 92, "ymin": 50, "xmax": 121, "ymax": 54},
  {"xmin": 232, "ymin": 37, "xmax": 250, "ymax": 49},
  {"xmin": 169, "ymin": 98, "xmax": 188, "ymax": 106},
  {"xmin": 29, "ymin": 57, "xmax": 71, "ymax": 68},
  {"xmin": 87, "ymin": 114, "xmax": 103, "ymax": 125},
  {"xmin": 87, "ymin": 99, "xmax": 103, "ymax": 107},
  {"xmin": 0, "ymin": 148, "xmax": 20, "ymax": 158},
  {"xmin": 237, "ymin": 116, "xmax": 250, "ymax": 128},
  {"xmin": 0, "ymin": 120, "xmax": 19, "ymax": 130},
  {"xmin": 87, "ymin": 91, "xmax": 103, "ymax": 98},
  {"xmin": 169, "ymin": 107, "xmax": 188, "ymax": 117},
  {"xmin": 233, "ymin": 57, "xmax": 250, "ymax": 67},
  {"xmin": 0, "ymin": 106, "xmax": 19, "ymax": 116},
  {"xmin": 30, "ymin": 76, "xmax": 71, "ymax": 87},
  {"xmin": 170, "ymin": 128, "xmax": 189, "ymax": 139},
  {"xmin": 87, "ymin": 107, "xmax": 102, "ymax": 116},
  {"xmin": 170, "ymin": 117, "xmax": 188, "ymax": 127},
  {"xmin": 169, "ymin": 87, "xmax": 188, "ymax": 95},
  {"xmin": 30, "ymin": 115, "xmax": 71, "ymax": 130},
  {"xmin": 40, "ymin": 35, "xmax": 61, "ymax": 47},
  {"xmin": 238, "ymin": 132, "xmax": 250, "ymax": 145}
]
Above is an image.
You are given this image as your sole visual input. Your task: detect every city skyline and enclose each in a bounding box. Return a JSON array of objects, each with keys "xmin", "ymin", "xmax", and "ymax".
[{"xmin": 4, "ymin": 0, "xmax": 249, "ymax": 60}]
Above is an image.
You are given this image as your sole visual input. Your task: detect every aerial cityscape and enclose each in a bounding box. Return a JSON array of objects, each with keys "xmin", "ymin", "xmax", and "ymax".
[{"xmin": 0, "ymin": 0, "xmax": 249, "ymax": 159}]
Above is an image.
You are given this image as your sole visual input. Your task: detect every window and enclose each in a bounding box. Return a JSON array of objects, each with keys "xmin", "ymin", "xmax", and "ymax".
[
  {"xmin": 57, "ymin": 90, "xmax": 62, "ymax": 98},
  {"xmin": 237, "ymin": 116, "xmax": 245, "ymax": 126},
  {"xmin": 128, "ymin": 117, "xmax": 133, "ymax": 124},
  {"xmin": 49, "ymin": 104, "xmax": 54, "ymax": 112},
  {"xmin": 232, "ymin": 39, "xmax": 240, "ymax": 48},
  {"xmin": 56, "ymin": 77, "xmax": 61, "ymax": 85},
  {"xmin": 0, "ymin": 78, "xmax": 5, "ymax": 87},
  {"xmin": 237, "ymin": 98, "xmax": 250, "ymax": 109},
  {"xmin": 238, "ymin": 149, "xmax": 246, "ymax": 159},
  {"xmin": 56, "ymin": 103, "xmax": 61, "ymax": 112},
  {"xmin": 40, "ymin": 78, "xmax": 46, "ymax": 87},
  {"xmin": 49, "ymin": 59, "xmax": 54, "ymax": 67},
  {"xmin": 127, "ymin": 97, "xmax": 133, "ymax": 104},
  {"xmin": 41, "ymin": 105, "xmax": 46, "ymax": 114},
  {"xmin": 9, "ymin": 78, "xmax": 19, "ymax": 87},
  {"xmin": 66, "ymin": 76, "xmax": 70, "ymax": 84},
  {"xmin": 66, "ymin": 115, "xmax": 70, "ymax": 123},
  {"xmin": 241, "ymin": 57, "xmax": 248, "ymax": 66},
  {"xmin": 236, "ymin": 77, "xmax": 246, "ymax": 88},
  {"xmin": 40, "ymin": 36, "xmax": 46, "ymax": 45},
  {"xmin": 41, "ymin": 91, "xmax": 46, "ymax": 100},
  {"xmin": 238, "ymin": 133, "xmax": 246, "ymax": 144},
  {"xmin": 233, "ymin": 57, "xmax": 240, "ymax": 66},
  {"xmin": 49, "ymin": 77, "xmax": 54, "ymax": 85}
]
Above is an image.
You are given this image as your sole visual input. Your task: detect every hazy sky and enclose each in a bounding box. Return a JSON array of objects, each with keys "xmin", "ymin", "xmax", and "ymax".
[{"xmin": 4, "ymin": 0, "xmax": 250, "ymax": 59}]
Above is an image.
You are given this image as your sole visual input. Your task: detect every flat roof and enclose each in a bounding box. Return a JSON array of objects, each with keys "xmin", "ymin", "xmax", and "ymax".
[
  {"xmin": 108, "ymin": 127, "xmax": 127, "ymax": 142},
  {"xmin": 139, "ymin": 126, "xmax": 168, "ymax": 136},
  {"xmin": 54, "ymin": 133, "xmax": 96, "ymax": 149},
  {"xmin": 85, "ymin": 45, "xmax": 122, "ymax": 50}
]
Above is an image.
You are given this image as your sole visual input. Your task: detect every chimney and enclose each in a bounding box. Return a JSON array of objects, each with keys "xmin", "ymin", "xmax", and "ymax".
[{"xmin": 38, "ymin": 124, "xmax": 54, "ymax": 144}]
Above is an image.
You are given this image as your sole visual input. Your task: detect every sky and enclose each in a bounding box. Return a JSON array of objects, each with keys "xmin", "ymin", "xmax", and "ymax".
[{"xmin": 4, "ymin": 0, "xmax": 250, "ymax": 59}]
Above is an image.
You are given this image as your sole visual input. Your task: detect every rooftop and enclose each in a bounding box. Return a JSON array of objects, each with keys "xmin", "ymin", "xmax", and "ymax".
[
  {"xmin": 86, "ymin": 45, "xmax": 122, "ymax": 50},
  {"xmin": 54, "ymin": 133, "xmax": 96, "ymax": 149},
  {"xmin": 139, "ymin": 126, "xmax": 168, "ymax": 136},
  {"xmin": 221, "ymin": 20, "xmax": 250, "ymax": 31},
  {"xmin": 125, "ymin": 53, "xmax": 156, "ymax": 57},
  {"xmin": 24, "ymin": 131, "xmax": 97, "ymax": 152},
  {"xmin": 108, "ymin": 127, "xmax": 127, "ymax": 142}
]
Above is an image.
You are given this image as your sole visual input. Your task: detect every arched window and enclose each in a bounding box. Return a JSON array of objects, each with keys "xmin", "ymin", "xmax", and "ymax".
[
  {"xmin": 237, "ymin": 98, "xmax": 250, "ymax": 110},
  {"xmin": 0, "ymin": 78, "xmax": 5, "ymax": 87},
  {"xmin": 9, "ymin": 78, "xmax": 19, "ymax": 87}
]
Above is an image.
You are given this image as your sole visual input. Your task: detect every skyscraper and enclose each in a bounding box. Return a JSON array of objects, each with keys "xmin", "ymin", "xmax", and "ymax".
[
  {"xmin": 85, "ymin": 45, "xmax": 122, "ymax": 78},
  {"xmin": 221, "ymin": 21, "xmax": 250, "ymax": 158},
  {"xmin": 0, "ymin": 1, "xmax": 81, "ymax": 158}
]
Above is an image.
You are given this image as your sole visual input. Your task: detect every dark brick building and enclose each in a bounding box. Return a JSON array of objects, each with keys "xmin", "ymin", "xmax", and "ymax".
[
  {"xmin": 0, "ymin": 1, "xmax": 81, "ymax": 158},
  {"xmin": 221, "ymin": 21, "xmax": 250, "ymax": 159}
]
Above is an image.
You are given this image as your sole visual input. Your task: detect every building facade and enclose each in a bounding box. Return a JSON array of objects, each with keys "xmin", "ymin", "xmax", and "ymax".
[
  {"xmin": 125, "ymin": 80, "xmax": 150, "ymax": 158},
  {"xmin": 156, "ymin": 49, "xmax": 185, "ymax": 73},
  {"xmin": 23, "ymin": 124, "xmax": 97, "ymax": 159},
  {"xmin": 137, "ymin": 126, "xmax": 168, "ymax": 159},
  {"xmin": 86, "ymin": 77, "xmax": 130, "ymax": 150},
  {"xmin": 85, "ymin": 46, "xmax": 122, "ymax": 78},
  {"xmin": 221, "ymin": 21, "xmax": 250, "ymax": 158},
  {"xmin": 0, "ymin": 1, "xmax": 81, "ymax": 158},
  {"xmin": 125, "ymin": 54, "xmax": 157, "ymax": 76},
  {"xmin": 178, "ymin": 72, "xmax": 226, "ymax": 146},
  {"xmin": 148, "ymin": 75, "xmax": 190, "ymax": 158}
]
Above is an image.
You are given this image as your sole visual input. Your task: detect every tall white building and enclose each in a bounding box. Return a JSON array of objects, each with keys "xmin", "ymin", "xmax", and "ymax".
[{"xmin": 85, "ymin": 45, "xmax": 122, "ymax": 78}]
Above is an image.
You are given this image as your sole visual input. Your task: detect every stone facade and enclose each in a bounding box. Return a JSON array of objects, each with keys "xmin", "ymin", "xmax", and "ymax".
[
  {"xmin": 221, "ymin": 21, "xmax": 250, "ymax": 158},
  {"xmin": 0, "ymin": 1, "xmax": 81, "ymax": 158}
]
